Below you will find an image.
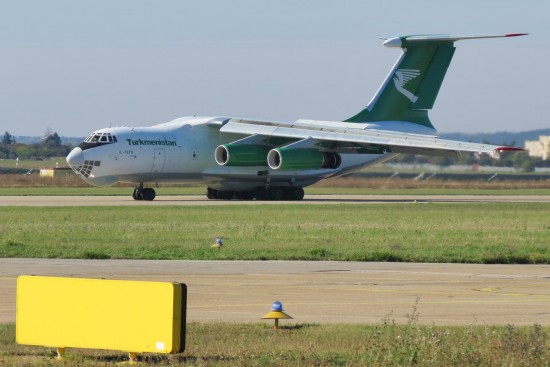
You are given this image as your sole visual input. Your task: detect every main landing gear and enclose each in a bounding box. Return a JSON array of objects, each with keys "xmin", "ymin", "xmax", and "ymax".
[
  {"xmin": 206, "ymin": 186, "xmax": 304, "ymax": 201},
  {"xmin": 131, "ymin": 184, "xmax": 304, "ymax": 201},
  {"xmin": 132, "ymin": 184, "xmax": 156, "ymax": 201}
]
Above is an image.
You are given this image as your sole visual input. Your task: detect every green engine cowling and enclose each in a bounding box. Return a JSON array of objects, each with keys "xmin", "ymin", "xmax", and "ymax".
[
  {"xmin": 267, "ymin": 148, "xmax": 341, "ymax": 170},
  {"xmin": 215, "ymin": 144, "xmax": 271, "ymax": 166}
]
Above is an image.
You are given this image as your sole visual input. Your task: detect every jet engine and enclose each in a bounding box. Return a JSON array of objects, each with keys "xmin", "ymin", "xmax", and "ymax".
[
  {"xmin": 214, "ymin": 144, "xmax": 271, "ymax": 166},
  {"xmin": 267, "ymin": 148, "xmax": 341, "ymax": 170}
]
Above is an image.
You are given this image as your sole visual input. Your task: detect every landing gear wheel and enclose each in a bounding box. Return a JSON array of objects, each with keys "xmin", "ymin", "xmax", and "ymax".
[
  {"xmin": 132, "ymin": 185, "xmax": 155, "ymax": 201},
  {"xmin": 207, "ymin": 187, "xmax": 281, "ymax": 201},
  {"xmin": 240, "ymin": 191, "xmax": 255, "ymax": 200},
  {"xmin": 207, "ymin": 187, "xmax": 240, "ymax": 200},
  {"xmin": 267, "ymin": 187, "xmax": 284, "ymax": 201},
  {"xmin": 141, "ymin": 188, "xmax": 156, "ymax": 201},
  {"xmin": 220, "ymin": 191, "xmax": 233, "ymax": 200},
  {"xmin": 132, "ymin": 187, "xmax": 143, "ymax": 201},
  {"xmin": 254, "ymin": 187, "xmax": 268, "ymax": 201},
  {"xmin": 207, "ymin": 187, "xmax": 215, "ymax": 199},
  {"xmin": 285, "ymin": 187, "xmax": 304, "ymax": 201}
]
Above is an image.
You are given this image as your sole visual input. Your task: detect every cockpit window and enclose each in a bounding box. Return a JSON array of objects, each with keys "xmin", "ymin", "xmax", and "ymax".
[
  {"xmin": 84, "ymin": 133, "xmax": 117, "ymax": 143},
  {"xmin": 80, "ymin": 133, "xmax": 118, "ymax": 151}
]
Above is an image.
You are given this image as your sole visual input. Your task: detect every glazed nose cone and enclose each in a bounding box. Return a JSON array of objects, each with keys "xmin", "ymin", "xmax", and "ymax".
[{"xmin": 66, "ymin": 147, "xmax": 84, "ymax": 167}]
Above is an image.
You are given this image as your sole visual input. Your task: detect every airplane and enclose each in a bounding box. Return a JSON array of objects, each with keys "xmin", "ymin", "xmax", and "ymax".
[{"xmin": 66, "ymin": 33, "xmax": 526, "ymax": 201}]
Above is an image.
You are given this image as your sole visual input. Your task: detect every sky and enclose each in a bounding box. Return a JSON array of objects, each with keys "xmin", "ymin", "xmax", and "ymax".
[{"xmin": 1, "ymin": 0, "xmax": 548, "ymax": 137}]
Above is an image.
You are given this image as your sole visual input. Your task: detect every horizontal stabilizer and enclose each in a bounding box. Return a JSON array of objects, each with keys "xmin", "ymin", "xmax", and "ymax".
[{"xmin": 382, "ymin": 33, "xmax": 528, "ymax": 48}]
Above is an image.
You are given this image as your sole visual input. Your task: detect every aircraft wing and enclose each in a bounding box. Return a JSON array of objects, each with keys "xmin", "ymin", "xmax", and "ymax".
[{"xmin": 219, "ymin": 118, "xmax": 520, "ymax": 157}]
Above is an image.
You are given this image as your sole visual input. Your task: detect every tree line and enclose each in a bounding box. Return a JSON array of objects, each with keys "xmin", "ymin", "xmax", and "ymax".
[
  {"xmin": 392, "ymin": 146, "xmax": 550, "ymax": 172},
  {"xmin": 1, "ymin": 131, "xmax": 73, "ymax": 160}
]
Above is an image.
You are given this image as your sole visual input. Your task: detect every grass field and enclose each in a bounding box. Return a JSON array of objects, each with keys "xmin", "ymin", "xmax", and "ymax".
[
  {"xmin": 1, "ymin": 203, "xmax": 549, "ymax": 263},
  {"xmin": 1, "ymin": 320, "xmax": 548, "ymax": 366}
]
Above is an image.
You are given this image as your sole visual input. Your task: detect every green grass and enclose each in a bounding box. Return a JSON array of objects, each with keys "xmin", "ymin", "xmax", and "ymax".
[
  {"xmin": 1, "ymin": 203, "xmax": 550, "ymax": 263},
  {"xmin": 0, "ymin": 157, "xmax": 66, "ymax": 170},
  {"xmin": 1, "ymin": 321, "xmax": 548, "ymax": 366}
]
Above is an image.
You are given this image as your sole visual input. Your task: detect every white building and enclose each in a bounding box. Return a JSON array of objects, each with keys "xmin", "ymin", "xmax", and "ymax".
[{"xmin": 525, "ymin": 136, "xmax": 550, "ymax": 160}]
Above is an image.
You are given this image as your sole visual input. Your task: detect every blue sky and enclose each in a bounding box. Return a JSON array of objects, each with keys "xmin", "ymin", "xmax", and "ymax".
[{"xmin": 1, "ymin": 1, "xmax": 548, "ymax": 136}]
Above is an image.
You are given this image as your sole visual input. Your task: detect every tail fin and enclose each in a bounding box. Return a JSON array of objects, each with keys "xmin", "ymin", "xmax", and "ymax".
[{"xmin": 345, "ymin": 34, "xmax": 528, "ymax": 129}]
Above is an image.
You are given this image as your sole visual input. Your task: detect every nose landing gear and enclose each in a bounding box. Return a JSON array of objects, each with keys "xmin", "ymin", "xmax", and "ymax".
[{"xmin": 132, "ymin": 184, "xmax": 156, "ymax": 201}]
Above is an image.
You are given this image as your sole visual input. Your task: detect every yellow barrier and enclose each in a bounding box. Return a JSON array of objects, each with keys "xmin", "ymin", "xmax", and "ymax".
[{"xmin": 16, "ymin": 276, "xmax": 186, "ymax": 355}]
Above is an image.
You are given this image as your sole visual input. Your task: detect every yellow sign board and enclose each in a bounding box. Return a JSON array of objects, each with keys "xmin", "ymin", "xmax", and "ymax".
[{"xmin": 16, "ymin": 276, "xmax": 186, "ymax": 354}]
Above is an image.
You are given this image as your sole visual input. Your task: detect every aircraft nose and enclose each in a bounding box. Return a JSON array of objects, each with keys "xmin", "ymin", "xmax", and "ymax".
[{"xmin": 66, "ymin": 147, "xmax": 84, "ymax": 167}]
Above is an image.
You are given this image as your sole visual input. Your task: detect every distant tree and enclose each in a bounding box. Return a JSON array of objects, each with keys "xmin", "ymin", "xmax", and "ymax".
[
  {"xmin": 521, "ymin": 159, "xmax": 535, "ymax": 172},
  {"xmin": 510, "ymin": 151, "xmax": 532, "ymax": 171},
  {"xmin": 57, "ymin": 143, "xmax": 72, "ymax": 157},
  {"xmin": 38, "ymin": 132, "xmax": 70, "ymax": 158},
  {"xmin": 2, "ymin": 131, "xmax": 14, "ymax": 146},
  {"xmin": 476, "ymin": 154, "xmax": 495, "ymax": 166},
  {"xmin": 13, "ymin": 143, "xmax": 37, "ymax": 159},
  {"xmin": 434, "ymin": 156, "xmax": 453, "ymax": 167},
  {"xmin": 384, "ymin": 146, "xmax": 546, "ymax": 172},
  {"xmin": 43, "ymin": 128, "xmax": 53, "ymax": 140},
  {"xmin": 43, "ymin": 132, "xmax": 62, "ymax": 148},
  {"xmin": 1, "ymin": 131, "xmax": 15, "ymax": 158}
]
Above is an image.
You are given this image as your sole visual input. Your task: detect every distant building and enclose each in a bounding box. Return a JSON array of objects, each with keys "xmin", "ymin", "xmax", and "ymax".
[
  {"xmin": 39, "ymin": 167, "xmax": 74, "ymax": 177},
  {"xmin": 524, "ymin": 136, "xmax": 550, "ymax": 160}
]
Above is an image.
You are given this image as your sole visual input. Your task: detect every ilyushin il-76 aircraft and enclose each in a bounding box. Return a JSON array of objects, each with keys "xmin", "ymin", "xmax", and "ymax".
[{"xmin": 67, "ymin": 33, "xmax": 526, "ymax": 201}]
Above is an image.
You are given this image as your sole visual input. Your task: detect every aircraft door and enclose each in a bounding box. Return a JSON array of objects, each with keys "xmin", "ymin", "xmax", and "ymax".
[{"xmin": 152, "ymin": 148, "xmax": 165, "ymax": 172}]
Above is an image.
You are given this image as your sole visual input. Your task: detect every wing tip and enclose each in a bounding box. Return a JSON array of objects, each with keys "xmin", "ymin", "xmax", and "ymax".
[
  {"xmin": 505, "ymin": 33, "xmax": 529, "ymax": 37},
  {"xmin": 495, "ymin": 146, "xmax": 524, "ymax": 152}
]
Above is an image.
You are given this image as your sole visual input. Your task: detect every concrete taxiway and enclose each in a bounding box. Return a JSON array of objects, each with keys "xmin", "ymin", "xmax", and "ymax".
[
  {"xmin": 2, "ymin": 194, "xmax": 550, "ymax": 206},
  {"xmin": 2, "ymin": 259, "xmax": 549, "ymax": 326}
]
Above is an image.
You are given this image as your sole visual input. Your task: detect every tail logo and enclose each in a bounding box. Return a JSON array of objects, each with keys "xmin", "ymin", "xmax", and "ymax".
[{"xmin": 393, "ymin": 69, "xmax": 420, "ymax": 103}]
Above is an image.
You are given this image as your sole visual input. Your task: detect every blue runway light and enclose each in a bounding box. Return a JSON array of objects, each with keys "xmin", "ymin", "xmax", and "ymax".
[
  {"xmin": 211, "ymin": 237, "xmax": 224, "ymax": 249},
  {"xmin": 262, "ymin": 301, "xmax": 292, "ymax": 329}
]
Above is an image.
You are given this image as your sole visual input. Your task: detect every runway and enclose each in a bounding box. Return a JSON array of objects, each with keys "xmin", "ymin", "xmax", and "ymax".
[
  {"xmin": 2, "ymin": 259, "xmax": 550, "ymax": 326},
  {"xmin": 2, "ymin": 194, "xmax": 550, "ymax": 206}
]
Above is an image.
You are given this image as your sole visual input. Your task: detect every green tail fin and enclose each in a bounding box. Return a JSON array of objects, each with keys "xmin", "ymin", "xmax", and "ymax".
[{"xmin": 345, "ymin": 34, "xmax": 527, "ymax": 128}]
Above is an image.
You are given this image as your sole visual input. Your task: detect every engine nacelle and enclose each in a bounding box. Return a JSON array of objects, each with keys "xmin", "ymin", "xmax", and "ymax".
[
  {"xmin": 215, "ymin": 144, "xmax": 270, "ymax": 166},
  {"xmin": 267, "ymin": 148, "xmax": 341, "ymax": 170}
]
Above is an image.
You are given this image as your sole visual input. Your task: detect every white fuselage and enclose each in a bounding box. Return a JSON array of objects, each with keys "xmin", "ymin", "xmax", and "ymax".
[{"xmin": 66, "ymin": 116, "xmax": 433, "ymax": 191}]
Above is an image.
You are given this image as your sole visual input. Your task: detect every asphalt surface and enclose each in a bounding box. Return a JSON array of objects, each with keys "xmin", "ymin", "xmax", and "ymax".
[
  {"xmin": 2, "ymin": 259, "xmax": 550, "ymax": 326},
  {"xmin": 2, "ymin": 194, "xmax": 550, "ymax": 206}
]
